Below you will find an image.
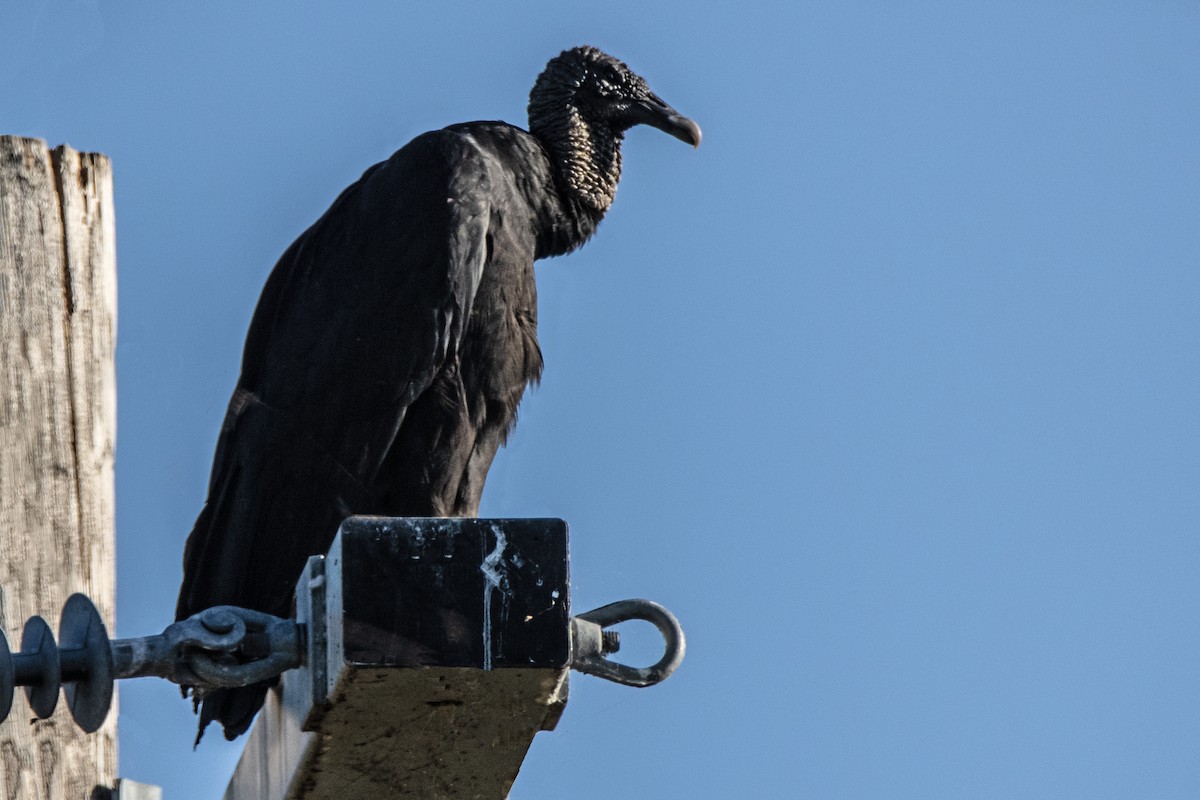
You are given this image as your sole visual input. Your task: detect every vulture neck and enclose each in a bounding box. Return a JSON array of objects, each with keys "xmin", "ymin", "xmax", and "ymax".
[
  {"xmin": 551, "ymin": 108, "xmax": 624, "ymax": 215},
  {"xmin": 530, "ymin": 107, "xmax": 623, "ymax": 257}
]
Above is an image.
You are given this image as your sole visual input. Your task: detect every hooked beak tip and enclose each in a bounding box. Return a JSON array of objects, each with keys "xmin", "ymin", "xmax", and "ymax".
[
  {"xmin": 633, "ymin": 94, "xmax": 702, "ymax": 148},
  {"xmin": 655, "ymin": 110, "xmax": 703, "ymax": 149}
]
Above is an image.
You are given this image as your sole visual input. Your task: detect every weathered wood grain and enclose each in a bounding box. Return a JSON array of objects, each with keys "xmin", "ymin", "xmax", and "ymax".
[{"xmin": 0, "ymin": 136, "xmax": 117, "ymax": 799}]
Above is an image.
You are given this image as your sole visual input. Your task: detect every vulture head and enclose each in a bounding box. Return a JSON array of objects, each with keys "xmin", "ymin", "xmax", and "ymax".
[{"xmin": 528, "ymin": 45, "xmax": 701, "ymax": 212}]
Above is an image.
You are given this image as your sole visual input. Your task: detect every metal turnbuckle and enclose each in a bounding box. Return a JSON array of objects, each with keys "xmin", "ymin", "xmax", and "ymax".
[{"xmin": 569, "ymin": 599, "xmax": 686, "ymax": 687}]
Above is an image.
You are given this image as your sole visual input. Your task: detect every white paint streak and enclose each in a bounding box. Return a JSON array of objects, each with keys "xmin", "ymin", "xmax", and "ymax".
[{"xmin": 480, "ymin": 526, "xmax": 508, "ymax": 670}]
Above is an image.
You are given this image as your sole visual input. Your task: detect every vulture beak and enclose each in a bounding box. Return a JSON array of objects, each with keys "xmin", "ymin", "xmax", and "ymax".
[{"xmin": 630, "ymin": 92, "xmax": 702, "ymax": 148}]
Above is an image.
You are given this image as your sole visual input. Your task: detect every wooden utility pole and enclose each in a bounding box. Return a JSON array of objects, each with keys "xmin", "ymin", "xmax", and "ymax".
[{"xmin": 0, "ymin": 136, "xmax": 117, "ymax": 798}]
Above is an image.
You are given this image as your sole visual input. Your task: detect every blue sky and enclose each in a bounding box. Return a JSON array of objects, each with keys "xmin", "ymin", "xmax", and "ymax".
[{"xmin": 3, "ymin": 1, "xmax": 1199, "ymax": 797}]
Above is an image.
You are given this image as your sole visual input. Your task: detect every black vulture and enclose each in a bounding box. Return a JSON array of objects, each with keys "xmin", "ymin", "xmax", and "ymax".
[{"xmin": 176, "ymin": 45, "xmax": 700, "ymax": 741}]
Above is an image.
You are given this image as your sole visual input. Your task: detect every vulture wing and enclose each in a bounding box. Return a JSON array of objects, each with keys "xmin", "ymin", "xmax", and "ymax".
[{"xmin": 176, "ymin": 129, "xmax": 495, "ymax": 738}]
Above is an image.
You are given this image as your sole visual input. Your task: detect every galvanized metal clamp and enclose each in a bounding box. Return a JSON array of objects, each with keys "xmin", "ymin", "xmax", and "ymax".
[{"xmin": 0, "ymin": 592, "xmax": 683, "ymax": 734}]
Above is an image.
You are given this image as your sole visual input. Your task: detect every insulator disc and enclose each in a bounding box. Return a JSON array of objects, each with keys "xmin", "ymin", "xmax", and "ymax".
[
  {"xmin": 59, "ymin": 593, "xmax": 114, "ymax": 733},
  {"xmin": 21, "ymin": 616, "xmax": 59, "ymax": 719},
  {"xmin": 0, "ymin": 630, "xmax": 12, "ymax": 723}
]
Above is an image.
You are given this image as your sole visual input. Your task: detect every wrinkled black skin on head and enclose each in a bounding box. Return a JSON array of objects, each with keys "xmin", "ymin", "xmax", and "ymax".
[
  {"xmin": 176, "ymin": 46, "xmax": 697, "ymax": 742},
  {"xmin": 528, "ymin": 45, "xmax": 699, "ymax": 213}
]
